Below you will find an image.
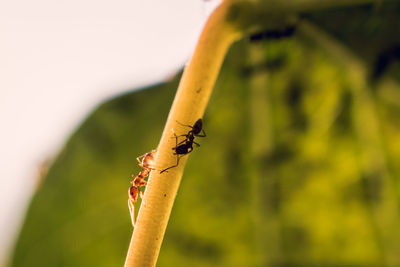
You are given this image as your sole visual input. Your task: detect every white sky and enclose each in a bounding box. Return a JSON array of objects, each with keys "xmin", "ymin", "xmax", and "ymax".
[{"xmin": 0, "ymin": 0, "xmax": 219, "ymax": 265}]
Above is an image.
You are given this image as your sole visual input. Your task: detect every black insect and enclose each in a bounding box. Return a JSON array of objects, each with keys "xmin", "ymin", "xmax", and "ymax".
[{"xmin": 160, "ymin": 119, "xmax": 206, "ymax": 173}]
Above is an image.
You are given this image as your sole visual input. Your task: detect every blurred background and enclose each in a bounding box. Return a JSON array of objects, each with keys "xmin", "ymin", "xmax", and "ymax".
[{"xmin": 3, "ymin": 0, "xmax": 400, "ymax": 266}]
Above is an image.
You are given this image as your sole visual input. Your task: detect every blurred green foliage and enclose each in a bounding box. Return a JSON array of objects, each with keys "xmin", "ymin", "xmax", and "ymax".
[{"xmin": 11, "ymin": 4, "xmax": 400, "ymax": 267}]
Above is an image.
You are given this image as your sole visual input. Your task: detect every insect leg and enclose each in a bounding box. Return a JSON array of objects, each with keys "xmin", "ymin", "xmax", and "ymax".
[
  {"xmin": 160, "ymin": 133, "xmax": 181, "ymax": 174},
  {"xmin": 160, "ymin": 154, "xmax": 181, "ymax": 174},
  {"xmin": 192, "ymin": 141, "xmax": 201, "ymax": 147},
  {"xmin": 175, "ymin": 120, "xmax": 194, "ymax": 129},
  {"xmin": 196, "ymin": 129, "xmax": 206, "ymax": 137},
  {"xmin": 176, "ymin": 134, "xmax": 190, "ymax": 145}
]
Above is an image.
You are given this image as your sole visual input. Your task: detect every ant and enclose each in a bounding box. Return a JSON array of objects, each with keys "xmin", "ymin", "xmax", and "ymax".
[
  {"xmin": 160, "ymin": 119, "xmax": 206, "ymax": 174},
  {"xmin": 128, "ymin": 150, "xmax": 157, "ymax": 227}
]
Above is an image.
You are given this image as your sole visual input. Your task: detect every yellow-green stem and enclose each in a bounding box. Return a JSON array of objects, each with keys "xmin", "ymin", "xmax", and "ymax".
[{"xmin": 124, "ymin": 2, "xmax": 242, "ymax": 266}]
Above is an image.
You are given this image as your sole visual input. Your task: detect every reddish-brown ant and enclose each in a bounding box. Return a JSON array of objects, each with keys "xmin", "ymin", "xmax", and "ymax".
[
  {"xmin": 128, "ymin": 150, "xmax": 157, "ymax": 227},
  {"xmin": 160, "ymin": 119, "xmax": 206, "ymax": 174}
]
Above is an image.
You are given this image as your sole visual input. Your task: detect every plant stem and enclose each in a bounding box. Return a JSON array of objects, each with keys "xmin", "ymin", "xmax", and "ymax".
[{"xmin": 124, "ymin": 2, "xmax": 242, "ymax": 266}]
